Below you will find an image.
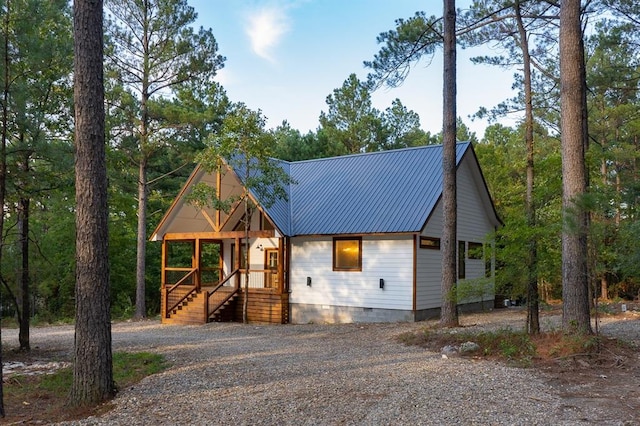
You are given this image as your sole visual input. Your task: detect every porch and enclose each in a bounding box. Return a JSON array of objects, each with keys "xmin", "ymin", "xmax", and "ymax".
[{"xmin": 159, "ymin": 233, "xmax": 289, "ymax": 325}]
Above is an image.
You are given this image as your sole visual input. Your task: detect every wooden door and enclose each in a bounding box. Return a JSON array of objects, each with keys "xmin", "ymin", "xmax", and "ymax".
[{"xmin": 265, "ymin": 249, "xmax": 278, "ymax": 288}]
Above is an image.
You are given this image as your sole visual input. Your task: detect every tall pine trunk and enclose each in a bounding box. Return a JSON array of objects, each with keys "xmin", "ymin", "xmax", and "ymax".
[
  {"xmin": 515, "ymin": 1, "xmax": 539, "ymax": 334},
  {"xmin": 559, "ymin": 0, "xmax": 592, "ymax": 334},
  {"xmin": 440, "ymin": 0, "xmax": 458, "ymax": 327},
  {"xmin": 18, "ymin": 195, "xmax": 30, "ymax": 351},
  {"xmin": 70, "ymin": 0, "xmax": 115, "ymax": 406},
  {"xmin": 0, "ymin": 0, "xmax": 12, "ymax": 415},
  {"xmin": 135, "ymin": 157, "xmax": 148, "ymax": 318}
]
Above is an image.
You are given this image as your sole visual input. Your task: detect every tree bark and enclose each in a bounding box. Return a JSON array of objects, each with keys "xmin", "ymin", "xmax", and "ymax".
[
  {"xmin": 70, "ymin": 0, "xmax": 115, "ymax": 406},
  {"xmin": 440, "ymin": 0, "xmax": 458, "ymax": 327},
  {"xmin": 134, "ymin": 157, "xmax": 148, "ymax": 318},
  {"xmin": 515, "ymin": 1, "xmax": 540, "ymax": 334},
  {"xmin": 559, "ymin": 0, "xmax": 592, "ymax": 334},
  {"xmin": 0, "ymin": 0, "xmax": 12, "ymax": 415},
  {"xmin": 18, "ymin": 195, "xmax": 30, "ymax": 351}
]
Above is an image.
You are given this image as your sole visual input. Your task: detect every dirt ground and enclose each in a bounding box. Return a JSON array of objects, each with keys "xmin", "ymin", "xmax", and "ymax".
[
  {"xmin": 1, "ymin": 302, "xmax": 639, "ymax": 424},
  {"xmin": 535, "ymin": 306, "xmax": 640, "ymax": 424}
]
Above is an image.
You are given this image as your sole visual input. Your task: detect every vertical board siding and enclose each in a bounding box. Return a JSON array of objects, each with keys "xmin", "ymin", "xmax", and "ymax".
[{"xmin": 290, "ymin": 235, "xmax": 413, "ymax": 310}]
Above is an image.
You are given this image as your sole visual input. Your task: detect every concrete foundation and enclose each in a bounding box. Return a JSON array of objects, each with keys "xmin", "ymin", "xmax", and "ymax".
[{"xmin": 290, "ymin": 301, "xmax": 492, "ymax": 324}]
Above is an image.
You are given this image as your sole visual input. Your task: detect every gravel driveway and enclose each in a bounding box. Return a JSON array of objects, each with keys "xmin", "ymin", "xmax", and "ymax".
[{"xmin": 4, "ymin": 309, "xmax": 639, "ymax": 425}]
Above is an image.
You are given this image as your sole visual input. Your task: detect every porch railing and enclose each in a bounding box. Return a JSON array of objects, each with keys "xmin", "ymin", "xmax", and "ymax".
[
  {"xmin": 206, "ymin": 268, "xmax": 241, "ymax": 319},
  {"xmin": 238, "ymin": 269, "xmax": 279, "ymax": 290},
  {"xmin": 164, "ymin": 267, "xmax": 281, "ymax": 321},
  {"xmin": 164, "ymin": 267, "xmax": 198, "ymax": 318}
]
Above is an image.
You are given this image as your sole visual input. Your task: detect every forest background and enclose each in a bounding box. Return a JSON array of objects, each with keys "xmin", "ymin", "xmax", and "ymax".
[{"xmin": 0, "ymin": 0, "xmax": 639, "ymax": 331}]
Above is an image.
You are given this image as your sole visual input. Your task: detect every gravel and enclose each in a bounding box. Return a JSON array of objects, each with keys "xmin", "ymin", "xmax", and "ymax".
[{"xmin": 4, "ymin": 308, "xmax": 639, "ymax": 425}]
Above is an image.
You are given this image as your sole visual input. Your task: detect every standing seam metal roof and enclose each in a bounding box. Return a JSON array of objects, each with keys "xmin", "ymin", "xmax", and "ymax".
[{"xmin": 256, "ymin": 142, "xmax": 471, "ymax": 237}]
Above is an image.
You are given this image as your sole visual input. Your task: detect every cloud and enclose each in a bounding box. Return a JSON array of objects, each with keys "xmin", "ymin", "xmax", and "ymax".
[{"xmin": 245, "ymin": 5, "xmax": 291, "ymax": 62}]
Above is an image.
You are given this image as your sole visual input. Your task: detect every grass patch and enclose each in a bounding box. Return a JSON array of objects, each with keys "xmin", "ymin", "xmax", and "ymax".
[
  {"xmin": 113, "ymin": 351, "xmax": 168, "ymax": 388},
  {"xmin": 397, "ymin": 325, "xmax": 629, "ymax": 369},
  {"xmin": 3, "ymin": 351, "xmax": 168, "ymax": 423},
  {"xmin": 398, "ymin": 327, "xmax": 534, "ymax": 367}
]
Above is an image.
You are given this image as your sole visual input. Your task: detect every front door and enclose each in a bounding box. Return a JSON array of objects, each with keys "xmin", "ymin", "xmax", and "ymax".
[{"xmin": 265, "ymin": 248, "xmax": 278, "ymax": 289}]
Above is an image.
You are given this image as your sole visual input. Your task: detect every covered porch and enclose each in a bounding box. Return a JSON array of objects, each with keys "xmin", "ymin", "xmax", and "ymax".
[{"xmin": 160, "ymin": 230, "xmax": 289, "ymax": 324}]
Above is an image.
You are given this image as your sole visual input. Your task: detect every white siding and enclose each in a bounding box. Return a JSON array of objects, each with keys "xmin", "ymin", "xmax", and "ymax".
[
  {"xmin": 416, "ymin": 154, "xmax": 496, "ymax": 309},
  {"xmin": 290, "ymin": 235, "xmax": 413, "ymax": 310},
  {"xmin": 221, "ymin": 236, "xmax": 278, "ymax": 276}
]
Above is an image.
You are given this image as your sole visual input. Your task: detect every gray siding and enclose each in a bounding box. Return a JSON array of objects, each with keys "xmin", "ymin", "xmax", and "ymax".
[{"xmin": 415, "ymin": 154, "xmax": 496, "ymax": 310}]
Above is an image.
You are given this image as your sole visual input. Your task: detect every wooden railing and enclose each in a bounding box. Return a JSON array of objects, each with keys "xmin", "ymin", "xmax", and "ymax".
[
  {"xmin": 206, "ymin": 268, "xmax": 241, "ymax": 320},
  {"xmin": 164, "ymin": 268, "xmax": 198, "ymax": 318},
  {"xmin": 239, "ymin": 269, "xmax": 279, "ymax": 290}
]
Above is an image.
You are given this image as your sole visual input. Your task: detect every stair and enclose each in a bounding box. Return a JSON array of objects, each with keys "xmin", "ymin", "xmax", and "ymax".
[
  {"xmin": 164, "ymin": 291, "xmax": 206, "ymax": 325},
  {"xmin": 209, "ymin": 292, "xmax": 239, "ymax": 322}
]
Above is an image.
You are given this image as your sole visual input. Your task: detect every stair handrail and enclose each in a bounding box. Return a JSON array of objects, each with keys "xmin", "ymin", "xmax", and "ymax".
[
  {"xmin": 165, "ymin": 268, "xmax": 198, "ymax": 317},
  {"xmin": 206, "ymin": 268, "xmax": 241, "ymax": 319}
]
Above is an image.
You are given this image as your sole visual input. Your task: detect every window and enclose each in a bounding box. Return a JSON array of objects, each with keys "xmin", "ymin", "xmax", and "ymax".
[
  {"xmin": 458, "ymin": 240, "xmax": 466, "ymax": 279},
  {"xmin": 333, "ymin": 237, "xmax": 362, "ymax": 271},
  {"xmin": 420, "ymin": 236, "xmax": 441, "ymax": 250},
  {"xmin": 166, "ymin": 241, "xmax": 194, "ymax": 268},
  {"xmin": 468, "ymin": 242, "xmax": 483, "ymax": 260}
]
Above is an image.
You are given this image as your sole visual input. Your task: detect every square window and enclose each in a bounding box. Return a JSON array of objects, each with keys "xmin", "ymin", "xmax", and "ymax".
[
  {"xmin": 333, "ymin": 237, "xmax": 362, "ymax": 271},
  {"xmin": 468, "ymin": 242, "xmax": 483, "ymax": 260}
]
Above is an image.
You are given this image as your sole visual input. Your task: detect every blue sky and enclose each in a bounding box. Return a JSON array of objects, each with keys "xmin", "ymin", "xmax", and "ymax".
[{"xmin": 190, "ymin": 0, "xmax": 518, "ymax": 139}]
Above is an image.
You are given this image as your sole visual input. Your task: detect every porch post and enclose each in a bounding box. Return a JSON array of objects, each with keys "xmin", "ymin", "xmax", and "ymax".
[
  {"xmin": 161, "ymin": 239, "xmax": 168, "ymax": 318},
  {"xmin": 234, "ymin": 237, "xmax": 240, "ymax": 289},
  {"xmin": 194, "ymin": 238, "xmax": 201, "ymax": 291},
  {"xmin": 277, "ymin": 238, "xmax": 284, "ymax": 294}
]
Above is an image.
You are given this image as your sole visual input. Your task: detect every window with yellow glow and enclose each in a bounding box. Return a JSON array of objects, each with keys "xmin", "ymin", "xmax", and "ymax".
[{"xmin": 333, "ymin": 237, "xmax": 362, "ymax": 271}]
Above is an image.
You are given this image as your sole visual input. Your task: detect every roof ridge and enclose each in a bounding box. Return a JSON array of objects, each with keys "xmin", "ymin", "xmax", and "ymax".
[{"xmin": 287, "ymin": 143, "xmax": 461, "ymax": 165}]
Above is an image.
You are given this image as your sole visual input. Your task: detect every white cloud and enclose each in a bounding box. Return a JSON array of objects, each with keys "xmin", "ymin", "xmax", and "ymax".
[{"xmin": 245, "ymin": 5, "xmax": 291, "ymax": 62}]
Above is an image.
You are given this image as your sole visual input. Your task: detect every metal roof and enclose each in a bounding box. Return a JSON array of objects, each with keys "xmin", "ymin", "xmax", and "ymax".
[{"xmin": 258, "ymin": 142, "xmax": 472, "ymax": 236}]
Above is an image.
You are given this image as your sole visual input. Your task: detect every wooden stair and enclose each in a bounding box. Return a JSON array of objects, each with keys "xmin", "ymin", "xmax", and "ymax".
[
  {"xmin": 208, "ymin": 290, "xmax": 240, "ymax": 322},
  {"xmin": 164, "ymin": 290, "xmax": 206, "ymax": 325},
  {"xmin": 163, "ymin": 287, "xmax": 240, "ymax": 325}
]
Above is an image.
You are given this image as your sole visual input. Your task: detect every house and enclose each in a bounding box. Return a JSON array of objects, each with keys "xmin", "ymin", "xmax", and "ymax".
[{"xmin": 149, "ymin": 142, "xmax": 501, "ymax": 324}]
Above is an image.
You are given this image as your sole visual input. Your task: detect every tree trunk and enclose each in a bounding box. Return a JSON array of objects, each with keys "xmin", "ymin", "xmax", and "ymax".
[
  {"xmin": 559, "ymin": 0, "xmax": 592, "ymax": 334},
  {"xmin": 515, "ymin": 1, "xmax": 539, "ymax": 334},
  {"xmin": 440, "ymin": 0, "xmax": 458, "ymax": 327},
  {"xmin": 134, "ymin": 157, "xmax": 148, "ymax": 318},
  {"xmin": 18, "ymin": 195, "xmax": 30, "ymax": 351},
  {"xmin": 0, "ymin": 1, "xmax": 12, "ymax": 416},
  {"xmin": 70, "ymin": 0, "xmax": 115, "ymax": 406},
  {"xmin": 600, "ymin": 277, "xmax": 608, "ymax": 301},
  {"xmin": 242, "ymin": 195, "xmax": 250, "ymax": 324}
]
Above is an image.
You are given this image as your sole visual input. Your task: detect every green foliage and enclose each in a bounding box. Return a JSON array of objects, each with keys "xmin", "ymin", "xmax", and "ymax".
[
  {"xmin": 112, "ymin": 352, "xmax": 168, "ymax": 386},
  {"xmin": 13, "ymin": 351, "xmax": 167, "ymax": 399},
  {"xmin": 319, "ymin": 74, "xmax": 381, "ymax": 154},
  {"xmin": 475, "ymin": 125, "xmax": 564, "ymax": 301},
  {"xmin": 318, "ymin": 74, "xmax": 435, "ymax": 155},
  {"xmin": 456, "ymin": 277, "xmax": 494, "ymax": 309},
  {"xmin": 365, "ymin": 11, "xmax": 441, "ymax": 89},
  {"xmin": 192, "ymin": 103, "xmax": 293, "ymax": 211},
  {"xmin": 397, "ymin": 327, "xmax": 536, "ymax": 367},
  {"xmin": 104, "ymin": 0, "xmax": 228, "ymax": 318}
]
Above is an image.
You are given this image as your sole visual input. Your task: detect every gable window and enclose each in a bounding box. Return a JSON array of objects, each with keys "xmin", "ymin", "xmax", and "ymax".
[
  {"xmin": 333, "ymin": 237, "xmax": 362, "ymax": 271},
  {"xmin": 261, "ymin": 212, "xmax": 275, "ymax": 231},
  {"xmin": 420, "ymin": 236, "xmax": 440, "ymax": 250}
]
